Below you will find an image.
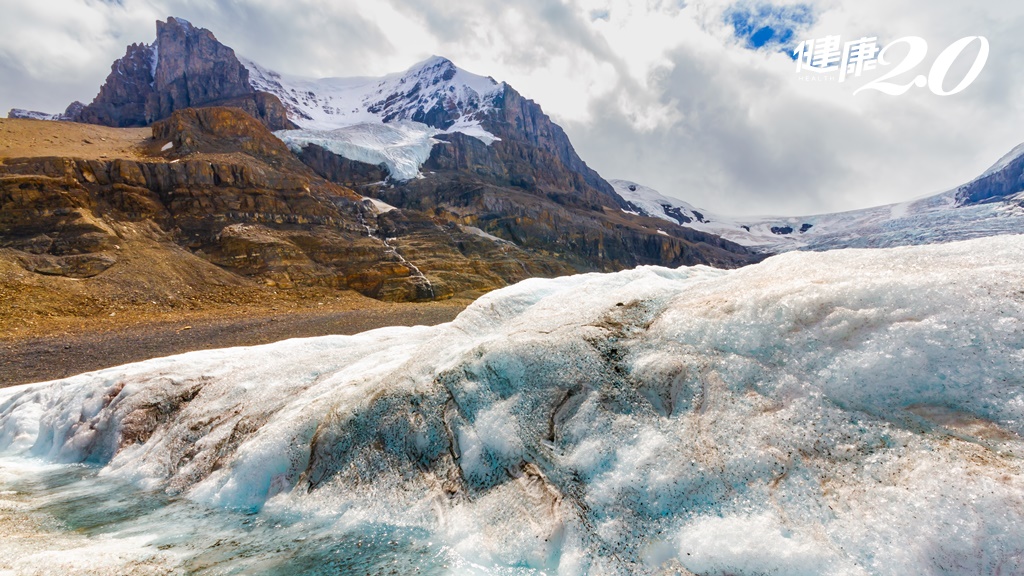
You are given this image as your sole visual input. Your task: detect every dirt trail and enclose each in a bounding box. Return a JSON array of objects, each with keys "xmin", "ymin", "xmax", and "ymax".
[
  {"xmin": 1, "ymin": 301, "xmax": 468, "ymax": 387},
  {"xmin": 0, "ymin": 118, "xmax": 152, "ymax": 160}
]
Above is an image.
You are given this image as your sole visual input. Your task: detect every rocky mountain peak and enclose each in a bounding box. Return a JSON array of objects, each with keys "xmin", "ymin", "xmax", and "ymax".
[
  {"xmin": 149, "ymin": 17, "xmax": 253, "ymax": 117},
  {"xmin": 163, "ymin": 15, "xmax": 195, "ymax": 31},
  {"xmin": 67, "ymin": 18, "xmax": 293, "ymax": 131}
]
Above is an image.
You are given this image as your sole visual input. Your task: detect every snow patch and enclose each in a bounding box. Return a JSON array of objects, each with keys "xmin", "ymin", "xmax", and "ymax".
[
  {"xmin": 460, "ymin": 225, "xmax": 513, "ymax": 245},
  {"xmin": 677, "ymin": 514, "xmax": 864, "ymax": 576},
  {"xmin": 363, "ymin": 196, "xmax": 396, "ymax": 214},
  {"xmin": 7, "ymin": 109, "xmax": 62, "ymax": 121},
  {"xmin": 149, "ymin": 42, "xmax": 159, "ymax": 82},
  {"xmin": 443, "ymin": 117, "xmax": 501, "ymax": 146}
]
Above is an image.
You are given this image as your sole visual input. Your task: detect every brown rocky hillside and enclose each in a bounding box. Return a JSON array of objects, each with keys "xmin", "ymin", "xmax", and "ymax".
[{"xmin": 0, "ymin": 112, "xmax": 576, "ymax": 349}]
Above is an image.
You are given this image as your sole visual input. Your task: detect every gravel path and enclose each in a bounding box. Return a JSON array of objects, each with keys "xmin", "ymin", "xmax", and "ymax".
[{"xmin": 0, "ymin": 303, "xmax": 466, "ymax": 387}]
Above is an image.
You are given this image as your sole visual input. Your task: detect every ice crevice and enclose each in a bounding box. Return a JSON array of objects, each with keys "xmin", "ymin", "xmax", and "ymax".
[{"xmin": 2, "ymin": 235, "xmax": 1024, "ymax": 574}]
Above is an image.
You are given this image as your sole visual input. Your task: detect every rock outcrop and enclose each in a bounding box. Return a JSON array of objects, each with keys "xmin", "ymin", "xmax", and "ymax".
[
  {"xmin": 296, "ymin": 143, "xmax": 390, "ymax": 187},
  {"xmin": 74, "ymin": 41, "xmax": 156, "ymax": 128},
  {"xmin": 482, "ymin": 83, "xmax": 622, "ymax": 207},
  {"xmin": 149, "ymin": 18, "xmax": 252, "ymax": 120},
  {"xmin": 956, "ymin": 149, "xmax": 1024, "ymax": 205},
  {"xmin": 70, "ymin": 18, "xmax": 294, "ymax": 131},
  {"xmin": 372, "ymin": 172, "xmax": 757, "ymax": 271}
]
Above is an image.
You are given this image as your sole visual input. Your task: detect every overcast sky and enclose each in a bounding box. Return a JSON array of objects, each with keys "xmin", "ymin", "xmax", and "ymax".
[{"xmin": 2, "ymin": 0, "xmax": 1023, "ymax": 216}]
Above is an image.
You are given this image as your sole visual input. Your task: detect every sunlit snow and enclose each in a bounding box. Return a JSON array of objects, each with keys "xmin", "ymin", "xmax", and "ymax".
[{"xmin": 2, "ymin": 236, "xmax": 1024, "ymax": 574}]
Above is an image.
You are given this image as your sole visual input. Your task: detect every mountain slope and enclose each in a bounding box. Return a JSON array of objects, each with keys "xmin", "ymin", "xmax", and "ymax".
[
  {"xmin": 243, "ymin": 54, "xmax": 756, "ymax": 270},
  {"xmin": 956, "ymin": 142, "xmax": 1024, "ymax": 205},
  {"xmin": 0, "ymin": 110, "xmax": 576, "ymax": 304},
  {"xmin": 245, "ymin": 54, "xmax": 621, "ymax": 205}
]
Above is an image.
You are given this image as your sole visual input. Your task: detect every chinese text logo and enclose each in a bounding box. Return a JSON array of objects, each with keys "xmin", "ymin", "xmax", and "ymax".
[{"xmin": 794, "ymin": 36, "xmax": 989, "ymax": 96}]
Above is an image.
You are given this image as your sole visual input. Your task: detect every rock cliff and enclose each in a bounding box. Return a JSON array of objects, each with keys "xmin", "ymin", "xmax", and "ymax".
[
  {"xmin": 482, "ymin": 83, "xmax": 621, "ymax": 206},
  {"xmin": 956, "ymin": 147, "xmax": 1024, "ymax": 205}
]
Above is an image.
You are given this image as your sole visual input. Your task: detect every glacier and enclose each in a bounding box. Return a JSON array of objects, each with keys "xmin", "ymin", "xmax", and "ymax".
[
  {"xmin": 2, "ymin": 235, "xmax": 1024, "ymax": 575},
  {"xmin": 276, "ymin": 122, "xmax": 442, "ymax": 182},
  {"xmin": 612, "ymin": 163, "xmax": 1024, "ymax": 253}
]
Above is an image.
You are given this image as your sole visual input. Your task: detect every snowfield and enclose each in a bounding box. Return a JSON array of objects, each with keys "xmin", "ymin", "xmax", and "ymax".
[{"xmin": 2, "ymin": 235, "xmax": 1024, "ymax": 574}]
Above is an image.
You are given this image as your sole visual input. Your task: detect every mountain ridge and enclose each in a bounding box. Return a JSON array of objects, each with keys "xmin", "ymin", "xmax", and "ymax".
[{"xmin": 9, "ymin": 16, "xmax": 626, "ymax": 213}]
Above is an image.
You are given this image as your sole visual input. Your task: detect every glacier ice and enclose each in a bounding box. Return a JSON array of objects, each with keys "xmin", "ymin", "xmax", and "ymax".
[
  {"xmin": 275, "ymin": 119, "xmax": 501, "ymax": 182},
  {"xmin": 276, "ymin": 122, "xmax": 442, "ymax": 181},
  {"xmin": 2, "ymin": 236, "xmax": 1024, "ymax": 574},
  {"xmin": 611, "ymin": 177, "xmax": 1024, "ymax": 253}
]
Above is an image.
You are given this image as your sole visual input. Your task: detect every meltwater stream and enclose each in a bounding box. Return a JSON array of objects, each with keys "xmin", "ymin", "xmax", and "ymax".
[
  {"xmin": 3, "ymin": 235, "xmax": 1024, "ymax": 575},
  {"xmin": 0, "ymin": 458, "xmax": 471, "ymax": 575}
]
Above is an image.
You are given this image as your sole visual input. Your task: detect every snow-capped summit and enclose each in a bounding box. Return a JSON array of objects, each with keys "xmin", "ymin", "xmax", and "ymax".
[
  {"xmin": 243, "ymin": 55, "xmax": 506, "ymax": 179},
  {"xmin": 244, "ymin": 55, "xmax": 503, "ymax": 135}
]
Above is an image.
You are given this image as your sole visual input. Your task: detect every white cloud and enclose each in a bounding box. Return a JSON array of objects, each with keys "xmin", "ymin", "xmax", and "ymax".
[
  {"xmin": 564, "ymin": 0, "xmax": 1024, "ymax": 214},
  {"xmin": 0, "ymin": 0, "xmax": 160, "ymax": 114}
]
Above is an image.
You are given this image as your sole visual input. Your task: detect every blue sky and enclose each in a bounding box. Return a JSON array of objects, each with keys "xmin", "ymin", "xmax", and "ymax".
[
  {"xmin": 726, "ymin": 2, "xmax": 814, "ymax": 54},
  {"xmin": 1, "ymin": 0, "xmax": 1023, "ymax": 216}
]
